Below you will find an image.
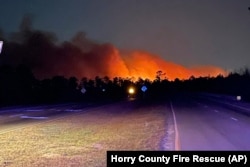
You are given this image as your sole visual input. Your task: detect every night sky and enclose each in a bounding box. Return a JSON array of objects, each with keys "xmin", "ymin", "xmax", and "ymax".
[{"xmin": 0, "ymin": 0, "xmax": 250, "ymax": 78}]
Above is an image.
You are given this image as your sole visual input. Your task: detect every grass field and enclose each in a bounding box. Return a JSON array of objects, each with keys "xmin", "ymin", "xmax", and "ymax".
[{"xmin": 0, "ymin": 104, "xmax": 167, "ymax": 167}]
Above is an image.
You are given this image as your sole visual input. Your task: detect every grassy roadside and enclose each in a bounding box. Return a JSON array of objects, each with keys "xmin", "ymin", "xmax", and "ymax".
[{"xmin": 0, "ymin": 105, "xmax": 167, "ymax": 167}]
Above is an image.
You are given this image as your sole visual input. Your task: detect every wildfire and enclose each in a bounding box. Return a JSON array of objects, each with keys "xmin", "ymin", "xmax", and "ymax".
[
  {"xmin": 30, "ymin": 43, "xmax": 226, "ymax": 81},
  {"xmin": 3, "ymin": 33, "xmax": 226, "ymax": 81},
  {"xmin": 1, "ymin": 17, "xmax": 227, "ymax": 81},
  {"xmin": 96, "ymin": 45, "xmax": 226, "ymax": 81}
]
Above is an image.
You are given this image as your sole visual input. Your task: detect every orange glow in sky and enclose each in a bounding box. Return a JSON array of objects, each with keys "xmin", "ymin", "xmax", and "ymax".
[
  {"xmin": 32, "ymin": 43, "xmax": 226, "ymax": 81},
  {"xmin": 97, "ymin": 45, "xmax": 227, "ymax": 81}
]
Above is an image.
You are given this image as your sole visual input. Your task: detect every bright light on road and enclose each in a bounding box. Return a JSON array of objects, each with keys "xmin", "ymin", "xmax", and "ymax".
[{"xmin": 128, "ymin": 87, "xmax": 135, "ymax": 94}]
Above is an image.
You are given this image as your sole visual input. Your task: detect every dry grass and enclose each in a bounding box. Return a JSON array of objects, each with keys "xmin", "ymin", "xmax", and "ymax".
[{"xmin": 0, "ymin": 104, "xmax": 167, "ymax": 167}]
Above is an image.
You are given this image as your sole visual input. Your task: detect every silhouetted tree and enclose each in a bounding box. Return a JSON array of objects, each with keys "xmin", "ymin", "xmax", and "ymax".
[
  {"xmin": 1, "ymin": 64, "xmax": 250, "ymax": 107},
  {"xmin": 155, "ymin": 70, "xmax": 166, "ymax": 82}
]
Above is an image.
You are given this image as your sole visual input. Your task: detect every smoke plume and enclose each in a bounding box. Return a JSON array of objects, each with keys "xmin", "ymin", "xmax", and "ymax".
[{"xmin": 0, "ymin": 16, "xmax": 226, "ymax": 81}]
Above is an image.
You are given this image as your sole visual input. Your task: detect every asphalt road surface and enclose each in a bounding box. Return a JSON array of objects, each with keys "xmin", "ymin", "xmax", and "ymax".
[
  {"xmin": 170, "ymin": 92, "xmax": 250, "ymax": 150},
  {"xmin": 0, "ymin": 102, "xmax": 97, "ymax": 134}
]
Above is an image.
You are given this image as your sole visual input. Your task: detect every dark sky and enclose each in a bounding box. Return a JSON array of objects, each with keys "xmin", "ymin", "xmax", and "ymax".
[{"xmin": 0, "ymin": 0, "xmax": 250, "ymax": 72}]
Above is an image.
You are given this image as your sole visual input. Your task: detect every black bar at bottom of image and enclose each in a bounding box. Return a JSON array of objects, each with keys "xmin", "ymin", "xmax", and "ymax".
[{"xmin": 107, "ymin": 151, "xmax": 250, "ymax": 167}]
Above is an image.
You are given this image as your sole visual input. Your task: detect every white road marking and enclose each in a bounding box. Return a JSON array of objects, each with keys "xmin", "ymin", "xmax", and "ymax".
[
  {"xmin": 20, "ymin": 116, "xmax": 48, "ymax": 119},
  {"xmin": 170, "ymin": 101, "xmax": 180, "ymax": 150},
  {"xmin": 231, "ymin": 117, "xmax": 238, "ymax": 121}
]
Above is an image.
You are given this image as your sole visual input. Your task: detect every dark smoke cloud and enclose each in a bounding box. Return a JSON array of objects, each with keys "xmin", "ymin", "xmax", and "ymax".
[
  {"xmin": 0, "ymin": 15, "xmax": 119, "ymax": 79},
  {"xmin": 0, "ymin": 15, "xmax": 226, "ymax": 81}
]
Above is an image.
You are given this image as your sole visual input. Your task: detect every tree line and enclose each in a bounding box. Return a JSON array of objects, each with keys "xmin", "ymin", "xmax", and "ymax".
[{"xmin": 0, "ymin": 64, "xmax": 250, "ymax": 107}]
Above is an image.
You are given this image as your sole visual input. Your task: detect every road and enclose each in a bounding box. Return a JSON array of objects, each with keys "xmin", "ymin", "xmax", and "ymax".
[
  {"xmin": 170, "ymin": 92, "xmax": 250, "ymax": 150},
  {"xmin": 0, "ymin": 102, "xmax": 98, "ymax": 134},
  {"xmin": 1, "ymin": 92, "xmax": 250, "ymax": 151}
]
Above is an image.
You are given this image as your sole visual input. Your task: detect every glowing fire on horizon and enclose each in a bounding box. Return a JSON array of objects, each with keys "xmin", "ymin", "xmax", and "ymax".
[
  {"xmin": 83, "ymin": 45, "xmax": 227, "ymax": 81},
  {"xmin": 0, "ymin": 17, "xmax": 228, "ymax": 81},
  {"xmin": 27, "ymin": 43, "xmax": 226, "ymax": 81}
]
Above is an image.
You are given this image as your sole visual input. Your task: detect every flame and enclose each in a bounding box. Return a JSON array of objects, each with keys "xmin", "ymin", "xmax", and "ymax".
[
  {"xmin": 96, "ymin": 46, "xmax": 226, "ymax": 81},
  {"xmin": 1, "ymin": 17, "xmax": 227, "ymax": 81},
  {"xmin": 31, "ymin": 43, "xmax": 226, "ymax": 81}
]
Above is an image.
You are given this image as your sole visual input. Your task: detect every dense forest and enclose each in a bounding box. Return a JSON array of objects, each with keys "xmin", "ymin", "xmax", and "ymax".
[{"xmin": 0, "ymin": 64, "xmax": 250, "ymax": 107}]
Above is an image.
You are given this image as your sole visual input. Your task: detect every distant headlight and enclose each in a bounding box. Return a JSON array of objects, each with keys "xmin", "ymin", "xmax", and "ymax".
[{"xmin": 128, "ymin": 87, "xmax": 135, "ymax": 94}]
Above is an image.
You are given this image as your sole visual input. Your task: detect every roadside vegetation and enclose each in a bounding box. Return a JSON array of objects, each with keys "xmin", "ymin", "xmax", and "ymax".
[{"xmin": 0, "ymin": 104, "xmax": 166, "ymax": 166}]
